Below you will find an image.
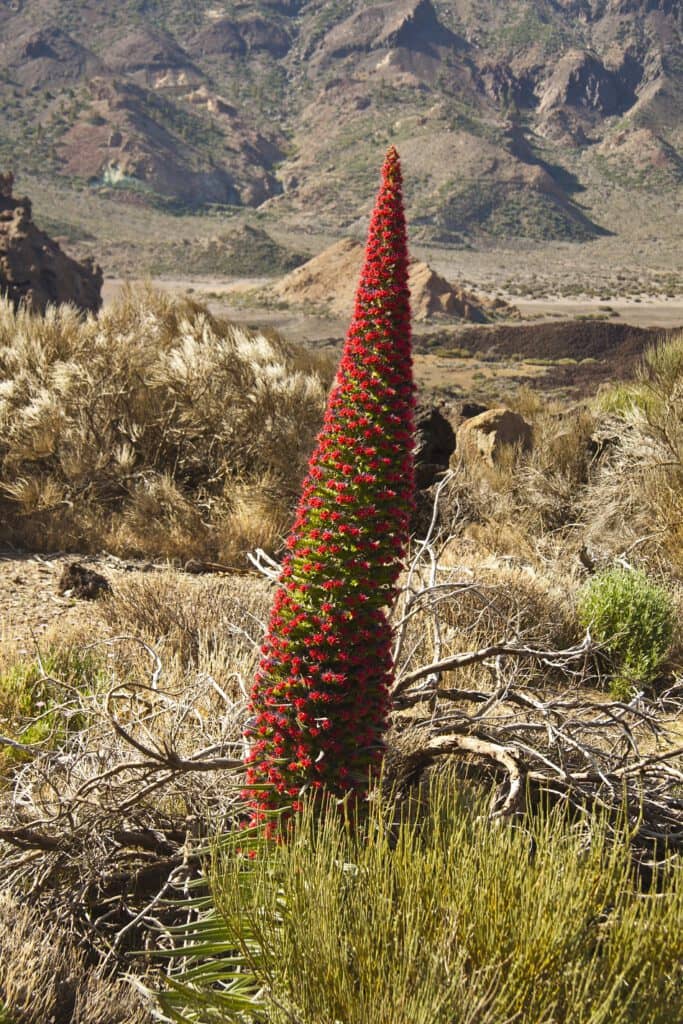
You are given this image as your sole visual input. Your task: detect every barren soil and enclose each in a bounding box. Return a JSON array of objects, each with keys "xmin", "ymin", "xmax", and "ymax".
[
  {"xmin": 513, "ymin": 298, "xmax": 683, "ymax": 330},
  {"xmin": 0, "ymin": 552, "xmax": 163, "ymax": 658}
]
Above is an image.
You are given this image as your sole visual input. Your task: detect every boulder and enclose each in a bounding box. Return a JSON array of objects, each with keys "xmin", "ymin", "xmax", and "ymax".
[
  {"xmin": 58, "ymin": 562, "xmax": 111, "ymax": 599},
  {"xmin": 0, "ymin": 173, "xmax": 102, "ymax": 315},
  {"xmin": 456, "ymin": 408, "xmax": 532, "ymax": 468}
]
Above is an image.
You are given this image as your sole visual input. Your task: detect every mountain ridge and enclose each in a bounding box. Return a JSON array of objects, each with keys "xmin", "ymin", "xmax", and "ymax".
[{"xmin": 0, "ymin": 0, "xmax": 680, "ymax": 259}]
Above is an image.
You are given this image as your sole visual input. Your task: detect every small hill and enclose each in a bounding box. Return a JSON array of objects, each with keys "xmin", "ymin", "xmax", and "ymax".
[
  {"xmin": 156, "ymin": 224, "xmax": 307, "ymax": 277},
  {"xmin": 273, "ymin": 238, "xmax": 506, "ymax": 322}
]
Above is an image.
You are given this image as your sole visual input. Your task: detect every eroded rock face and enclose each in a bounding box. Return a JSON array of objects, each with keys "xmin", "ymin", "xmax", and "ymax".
[
  {"xmin": 456, "ymin": 408, "xmax": 532, "ymax": 468},
  {"xmin": 538, "ymin": 50, "xmax": 634, "ymax": 117},
  {"xmin": 189, "ymin": 15, "xmax": 291, "ymax": 59},
  {"xmin": 0, "ymin": 173, "xmax": 102, "ymax": 315},
  {"xmin": 314, "ymin": 0, "xmax": 460, "ymax": 61},
  {"xmin": 57, "ymin": 77, "xmax": 284, "ymax": 208}
]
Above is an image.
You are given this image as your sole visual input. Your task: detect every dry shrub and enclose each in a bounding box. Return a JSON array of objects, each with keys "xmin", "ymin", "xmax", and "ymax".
[
  {"xmin": 396, "ymin": 544, "xmax": 577, "ymax": 693},
  {"xmin": 0, "ymin": 893, "xmax": 150, "ymax": 1023},
  {"xmin": 445, "ymin": 395, "xmax": 596, "ymax": 571},
  {"xmin": 101, "ymin": 570, "xmax": 271, "ymax": 667},
  {"xmin": 586, "ymin": 332, "xmax": 683, "ymax": 574},
  {"xmin": 0, "ymin": 287, "xmax": 332, "ymax": 562},
  {"xmin": 440, "ymin": 552, "xmax": 576, "ymax": 648}
]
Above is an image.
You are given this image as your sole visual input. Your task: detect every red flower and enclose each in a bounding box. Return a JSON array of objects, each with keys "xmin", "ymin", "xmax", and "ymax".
[{"xmin": 244, "ymin": 147, "xmax": 415, "ymax": 825}]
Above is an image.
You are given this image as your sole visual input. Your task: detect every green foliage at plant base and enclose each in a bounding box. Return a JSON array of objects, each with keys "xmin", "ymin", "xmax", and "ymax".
[
  {"xmin": 0, "ymin": 1003, "xmax": 16, "ymax": 1024},
  {"xmin": 156, "ymin": 781, "xmax": 683, "ymax": 1024},
  {"xmin": 0, "ymin": 647, "xmax": 107, "ymax": 775},
  {"xmin": 577, "ymin": 568, "xmax": 675, "ymax": 698}
]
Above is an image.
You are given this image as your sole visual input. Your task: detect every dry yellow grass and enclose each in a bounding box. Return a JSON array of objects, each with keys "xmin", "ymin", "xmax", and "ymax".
[
  {"xmin": 0, "ymin": 287, "xmax": 333, "ymax": 563},
  {"xmin": 0, "ymin": 893, "xmax": 150, "ymax": 1023}
]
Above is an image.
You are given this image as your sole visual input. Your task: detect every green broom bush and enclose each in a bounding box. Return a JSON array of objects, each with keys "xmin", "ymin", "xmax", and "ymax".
[
  {"xmin": 577, "ymin": 567, "xmax": 675, "ymax": 698},
  {"xmin": 156, "ymin": 779, "xmax": 683, "ymax": 1024}
]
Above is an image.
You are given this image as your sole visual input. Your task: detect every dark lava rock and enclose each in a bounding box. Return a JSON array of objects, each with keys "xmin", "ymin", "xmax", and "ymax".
[
  {"xmin": 58, "ymin": 562, "xmax": 111, "ymax": 599},
  {"xmin": 414, "ymin": 404, "xmax": 456, "ymax": 489}
]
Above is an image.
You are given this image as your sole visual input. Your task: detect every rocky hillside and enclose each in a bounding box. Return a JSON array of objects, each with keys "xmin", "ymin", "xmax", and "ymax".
[
  {"xmin": 272, "ymin": 237, "xmax": 511, "ymax": 321},
  {"xmin": 0, "ymin": 0, "xmax": 680, "ymax": 247}
]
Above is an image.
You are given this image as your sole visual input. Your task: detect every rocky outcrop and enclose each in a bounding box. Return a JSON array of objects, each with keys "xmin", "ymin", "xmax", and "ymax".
[
  {"xmin": 4, "ymin": 26, "xmax": 104, "ymax": 90},
  {"xmin": 189, "ymin": 15, "xmax": 291, "ymax": 60},
  {"xmin": 314, "ymin": 0, "xmax": 461, "ymax": 62},
  {"xmin": 189, "ymin": 18, "xmax": 246, "ymax": 58},
  {"xmin": 538, "ymin": 50, "xmax": 635, "ymax": 117},
  {"xmin": 105, "ymin": 27, "xmax": 203, "ymax": 86},
  {"xmin": 456, "ymin": 408, "xmax": 532, "ymax": 468},
  {"xmin": 410, "ymin": 263, "xmax": 487, "ymax": 321},
  {"xmin": 0, "ymin": 173, "xmax": 102, "ymax": 315}
]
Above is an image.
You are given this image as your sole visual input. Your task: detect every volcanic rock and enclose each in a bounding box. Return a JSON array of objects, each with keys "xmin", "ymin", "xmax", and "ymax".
[
  {"xmin": 58, "ymin": 562, "xmax": 111, "ymax": 599},
  {"xmin": 189, "ymin": 14, "xmax": 291, "ymax": 59},
  {"xmin": 57, "ymin": 78, "xmax": 283, "ymax": 208},
  {"xmin": 538, "ymin": 50, "xmax": 634, "ymax": 117},
  {"xmin": 315, "ymin": 0, "xmax": 460, "ymax": 61},
  {"xmin": 0, "ymin": 173, "xmax": 102, "ymax": 315},
  {"xmin": 456, "ymin": 408, "xmax": 533, "ymax": 468},
  {"xmin": 105, "ymin": 26, "xmax": 202, "ymax": 86},
  {"xmin": 5, "ymin": 26, "xmax": 104, "ymax": 90},
  {"xmin": 414, "ymin": 404, "xmax": 456, "ymax": 489}
]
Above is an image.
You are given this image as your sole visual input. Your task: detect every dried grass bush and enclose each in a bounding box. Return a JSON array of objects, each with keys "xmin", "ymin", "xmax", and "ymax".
[
  {"xmin": 585, "ymin": 331, "xmax": 683, "ymax": 574},
  {"xmin": 445, "ymin": 394, "xmax": 596, "ymax": 572},
  {"xmin": 0, "ymin": 893, "xmax": 150, "ymax": 1023},
  {"xmin": 393, "ymin": 542, "xmax": 577, "ymax": 694},
  {"xmin": 0, "ymin": 287, "xmax": 332, "ymax": 562},
  {"xmin": 101, "ymin": 571, "xmax": 271, "ymax": 666}
]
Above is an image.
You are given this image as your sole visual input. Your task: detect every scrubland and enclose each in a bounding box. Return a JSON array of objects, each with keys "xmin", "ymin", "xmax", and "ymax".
[{"xmin": 0, "ymin": 289, "xmax": 681, "ymax": 1023}]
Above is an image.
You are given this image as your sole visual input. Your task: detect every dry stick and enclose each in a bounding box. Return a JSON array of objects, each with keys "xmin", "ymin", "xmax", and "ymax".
[
  {"xmin": 393, "ymin": 634, "xmax": 595, "ymax": 698},
  {"xmin": 418, "ymin": 732, "xmax": 524, "ymax": 819}
]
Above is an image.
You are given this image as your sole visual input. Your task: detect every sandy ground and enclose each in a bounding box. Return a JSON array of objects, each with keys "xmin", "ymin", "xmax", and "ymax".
[
  {"xmin": 512, "ymin": 297, "xmax": 683, "ymax": 330},
  {"xmin": 102, "ymin": 276, "xmax": 683, "ymax": 334},
  {"xmin": 0, "ymin": 552, "xmax": 164, "ymax": 658}
]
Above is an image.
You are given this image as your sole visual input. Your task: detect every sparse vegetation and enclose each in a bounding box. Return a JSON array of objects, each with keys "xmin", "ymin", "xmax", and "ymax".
[
  {"xmin": 0, "ymin": 646, "xmax": 107, "ymax": 775},
  {"xmin": 0, "ymin": 61, "xmax": 681, "ymax": 1017}
]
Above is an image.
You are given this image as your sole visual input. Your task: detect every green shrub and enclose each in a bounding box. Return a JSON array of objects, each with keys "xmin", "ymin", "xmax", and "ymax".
[
  {"xmin": 157, "ymin": 780, "xmax": 683, "ymax": 1024},
  {"xmin": 577, "ymin": 568, "xmax": 675, "ymax": 698}
]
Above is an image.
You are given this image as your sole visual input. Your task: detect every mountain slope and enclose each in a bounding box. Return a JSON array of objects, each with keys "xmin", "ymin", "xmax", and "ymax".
[{"xmin": 0, "ymin": 0, "xmax": 679, "ymax": 251}]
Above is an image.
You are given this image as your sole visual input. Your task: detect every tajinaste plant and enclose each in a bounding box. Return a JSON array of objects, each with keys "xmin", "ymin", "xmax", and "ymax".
[{"xmin": 245, "ymin": 147, "xmax": 415, "ymax": 826}]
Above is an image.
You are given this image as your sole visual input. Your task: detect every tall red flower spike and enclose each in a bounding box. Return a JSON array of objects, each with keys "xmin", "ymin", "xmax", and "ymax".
[{"xmin": 244, "ymin": 147, "xmax": 415, "ymax": 827}]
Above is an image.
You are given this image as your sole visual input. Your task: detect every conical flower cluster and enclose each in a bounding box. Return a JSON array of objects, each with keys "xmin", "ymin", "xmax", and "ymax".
[{"xmin": 245, "ymin": 147, "xmax": 415, "ymax": 824}]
